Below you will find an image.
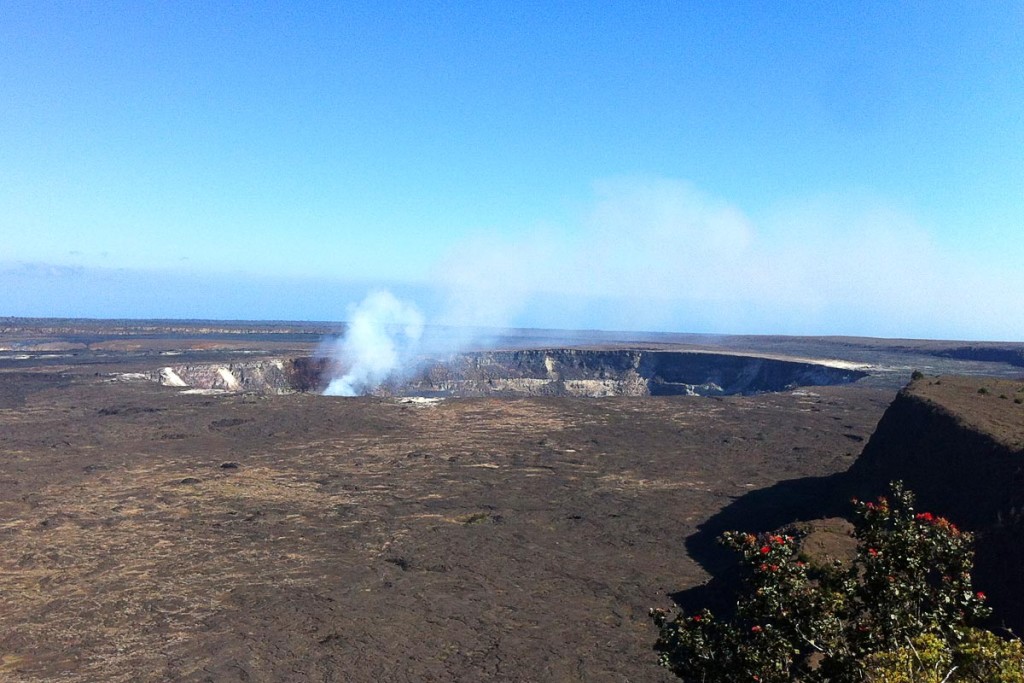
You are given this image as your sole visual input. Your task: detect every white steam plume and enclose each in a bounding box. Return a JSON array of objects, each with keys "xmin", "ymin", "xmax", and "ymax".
[{"xmin": 323, "ymin": 290, "xmax": 425, "ymax": 396}]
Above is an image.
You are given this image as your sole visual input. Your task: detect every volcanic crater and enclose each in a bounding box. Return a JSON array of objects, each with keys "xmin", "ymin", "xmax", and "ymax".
[{"xmin": 153, "ymin": 348, "xmax": 870, "ymax": 397}]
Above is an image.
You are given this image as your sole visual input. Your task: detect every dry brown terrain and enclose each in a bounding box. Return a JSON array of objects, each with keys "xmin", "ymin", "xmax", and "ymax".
[
  {"xmin": 2, "ymin": 321, "xmax": 1022, "ymax": 681},
  {"xmin": 0, "ymin": 368, "xmax": 891, "ymax": 682},
  {"xmin": 908, "ymin": 375, "xmax": 1024, "ymax": 448}
]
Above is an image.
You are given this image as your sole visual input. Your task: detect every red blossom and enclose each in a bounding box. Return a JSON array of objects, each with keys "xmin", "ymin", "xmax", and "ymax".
[
  {"xmin": 868, "ymin": 548, "xmax": 879, "ymax": 557},
  {"xmin": 692, "ymin": 614, "xmax": 702, "ymax": 622},
  {"xmin": 751, "ymin": 625, "xmax": 763, "ymax": 633},
  {"xmin": 760, "ymin": 545, "xmax": 771, "ymax": 554},
  {"xmin": 977, "ymin": 592, "xmax": 986, "ymax": 601},
  {"xmin": 915, "ymin": 512, "xmax": 935, "ymax": 522}
]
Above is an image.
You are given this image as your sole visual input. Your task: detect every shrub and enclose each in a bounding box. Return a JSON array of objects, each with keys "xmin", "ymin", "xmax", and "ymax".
[
  {"xmin": 954, "ymin": 626, "xmax": 1024, "ymax": 682},
  {"xmin": 863, "ymin": 628, "xmax": 1024, "ymax": 682},
  {"xmin": 910, "ymin": 370, "xmax": 925, "ymax": 381},
  {"xmin": 651, "ymin": 482, "xmax": 1008, "ymax": 682},
  {"xmin": 861, "ymin": 631, "xmax": 950, "ymax": 683}
]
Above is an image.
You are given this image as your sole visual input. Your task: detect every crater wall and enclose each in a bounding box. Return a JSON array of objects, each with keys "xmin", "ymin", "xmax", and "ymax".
[{"xmin": 152, "ymin": 349, "xmax": 867, "ymax": 397}]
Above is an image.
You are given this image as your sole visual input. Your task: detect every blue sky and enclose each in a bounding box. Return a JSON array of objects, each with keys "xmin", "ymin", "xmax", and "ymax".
[{"xmin": 2, "ymin": 1, "xmax": 1022, "ymax": 339}]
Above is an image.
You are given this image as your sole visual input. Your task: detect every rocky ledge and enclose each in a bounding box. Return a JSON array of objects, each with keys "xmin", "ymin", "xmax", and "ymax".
[{"xmin": 847, "ymin": 375, "xmax": 1024, "ymax": 631}]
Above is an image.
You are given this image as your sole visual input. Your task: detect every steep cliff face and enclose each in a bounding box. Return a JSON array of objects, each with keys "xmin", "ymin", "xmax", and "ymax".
[
  {"xmin": 403, "ymin": 349, "xmax": 867, "ymax": 397},
  {"xmin": 848, "ymin": 376, "xmax": 1024, "ymax": 630},
  {"xmin": 152, "ymin": 360, "xmax": 296, "ymax": 393}
]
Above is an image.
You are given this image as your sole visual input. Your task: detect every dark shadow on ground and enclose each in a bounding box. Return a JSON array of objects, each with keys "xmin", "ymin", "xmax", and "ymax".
[{"xmin": 670, "ymin": 471, "xmax": 880, "ymax": 615}]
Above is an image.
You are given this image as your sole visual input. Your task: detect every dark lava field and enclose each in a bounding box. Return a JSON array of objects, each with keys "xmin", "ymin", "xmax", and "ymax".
[{"xmin": 1, "ymin": 320, "xmax": 1022, "ymax": 682}]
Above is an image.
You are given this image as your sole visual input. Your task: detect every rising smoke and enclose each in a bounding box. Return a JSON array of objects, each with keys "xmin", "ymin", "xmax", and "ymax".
[
  {"xmin": 322, "ymin": 290, "xmax": 425, "ymax": 396},
  {"xmin": 320, "ymin": 233, "xmax": 543, "ymax": 395}
]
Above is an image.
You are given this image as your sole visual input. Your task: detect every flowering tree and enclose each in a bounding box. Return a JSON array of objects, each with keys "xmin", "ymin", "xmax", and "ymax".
[{"xmin": 650, "ymin": 482, "xmax": 1015, "ymax": 682}]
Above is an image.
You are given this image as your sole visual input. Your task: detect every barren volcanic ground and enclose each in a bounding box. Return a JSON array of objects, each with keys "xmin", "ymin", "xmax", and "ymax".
[{"xmin": 0, "ymin": 320, "xmax": 1022, "ymax": 682}]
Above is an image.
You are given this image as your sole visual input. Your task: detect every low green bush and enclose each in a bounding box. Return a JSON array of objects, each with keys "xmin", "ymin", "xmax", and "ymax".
[
  {"xmin": 650, "ymin": 482, "xmax": 1018, "ymax": 682},
  {"xmin": 864, "ymin": 628, "xmax": 1024, "ymax": 682}
]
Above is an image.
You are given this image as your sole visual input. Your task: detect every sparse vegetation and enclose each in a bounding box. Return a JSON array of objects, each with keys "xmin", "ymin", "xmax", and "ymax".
[
  {"xmin": 978, "ymin": 387, "xmax": 989, "ymax": 395},
  {"xmin": 863, "ymin": 628, "xmax": 1024, "ymax": 682},
  {"xmin": 911, "ymin": 370, "xmax": 925, "ymax": 381},
  {"xmin": 651, "ymin": 482, "xmax": 1018, "ymax": 682}
]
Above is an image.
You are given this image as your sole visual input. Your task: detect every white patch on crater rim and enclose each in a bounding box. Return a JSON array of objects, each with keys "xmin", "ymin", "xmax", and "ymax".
[
  {"xmin": 159, "ymin": 367, "xmax": 188, "ymax": 387},
  {"xmin": 796, "ymin": 358, "xmax": 872, "ymax": 371},
  {"xmin": 216, "ymin": 367, "xmax": 241, "ymax": 390}
]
